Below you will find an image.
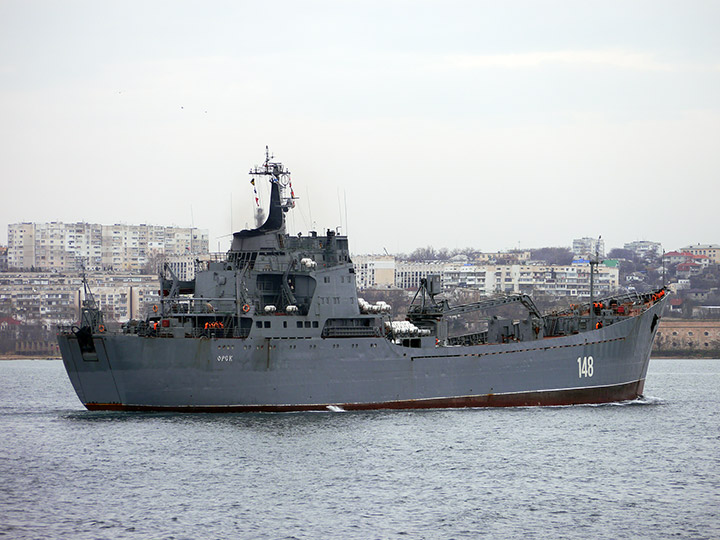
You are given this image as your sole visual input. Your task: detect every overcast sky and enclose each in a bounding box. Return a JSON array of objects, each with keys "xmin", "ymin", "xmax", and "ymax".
[{"xmin": 1, "ymin": 1, "xmax": 718, "ymax": 255}]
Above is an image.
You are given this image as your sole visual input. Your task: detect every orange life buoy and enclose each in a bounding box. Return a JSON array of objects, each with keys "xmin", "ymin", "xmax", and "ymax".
[
  {"xmin": 98, "ymin": 324, "xmax": 105, "ymax": 333},
  {"xmin": 242, "ymin": 304, "xmax": 250, "ymax": 313},
  {"xmin": 152, "ymin": 304, "xmax": 158, "ymax": 313}
]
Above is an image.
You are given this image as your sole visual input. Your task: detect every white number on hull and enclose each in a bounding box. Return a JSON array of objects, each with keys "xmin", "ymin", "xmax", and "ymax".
[
  {"xmin": 577, "ymin": 356, "xmax": 594, "ymax": 378},
  {"xmin": 217, "ymin": 355, "xmax": 233, "ymax": 362}
]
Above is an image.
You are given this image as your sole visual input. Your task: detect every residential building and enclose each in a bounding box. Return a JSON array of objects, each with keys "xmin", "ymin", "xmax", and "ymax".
[
  {"xmin": 7, "ymin": 222, "xmax": 209, "ymax": 272},
  {"xmin": 680, "ymin": 244, "xmax": 720, "ymax": 265},
  {"xmin": 511, "ymin": 262, "xmax": 619, "ymax": 297},
  {"xmin": 664, "ymin": 251, "xmax": 692, "ymax": 265},
  {"xmin": 357, "ymin": 257, "xmax": 619, "ymax": 298},
  {"xmin": 395, "ymin": 260, "xmax": 446, "ymax": 290},
  {"xmin": 0, "ymin": 272, "xmax": 160, "ymax": 324},
  {"xmin": 474, "ymin": 250, "xmax": 532, "ymax": 264},
  {"xmin": 572, "ymin": 237, "xmax": 605, "ymax": 259},
  {"xmin": 623, "ymin": 240, "xmax": 662, "ymax": 259},
  {"xmin": 7, "ymin": 223, "xmax": 35, "ymax": 270},
  {"xmin": 0, "ymin": 246, "xmax": 7, "ymax": 271},
  {"xmin": 166, "ymin": 254, "xmax": 200, "ymax": 281},
  {"xmin": 353, "ymin": 255, "xmax": 396, "ymax": 290},
  {"xmin": 676, "ymin": 262, "xmax": 703, "ymax": 278},
  {"xmin": 664, "ymin": 251, "xmax": 709, "ymax": 268}
]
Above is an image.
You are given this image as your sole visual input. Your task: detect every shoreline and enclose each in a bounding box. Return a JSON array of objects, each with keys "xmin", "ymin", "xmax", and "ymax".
[
  {"xmin": 652, "ymin": 351, "xmax": 720, "ymax": 359},
  {"xmin": 0, "ymin": 355, "xmax": 61, "ymax": 360}
]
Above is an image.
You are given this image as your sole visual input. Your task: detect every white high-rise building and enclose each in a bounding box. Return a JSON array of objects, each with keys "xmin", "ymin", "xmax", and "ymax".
[
  {"xmin": 353, "ymin": 255, "xmax": 396, "ymax": 290},
  {"xmin": 572, "ymin": 237, "xmax": 605, "ymax": 259},
  {"xmin": 7, "ymin": 222, "xmax": 209, "ymax": 272},
  {"xmin": 623, "ymin": 240, "xmax": 662, "ymax": 259},
  {"xmin": 353, "ymin": 255, "xmax": 619, "ymax": 298}
]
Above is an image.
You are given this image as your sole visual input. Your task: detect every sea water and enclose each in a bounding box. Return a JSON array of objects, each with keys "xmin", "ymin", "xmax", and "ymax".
[{"xmin": 1, "ymin": 359, "xmax": 718, "ymax": 540}]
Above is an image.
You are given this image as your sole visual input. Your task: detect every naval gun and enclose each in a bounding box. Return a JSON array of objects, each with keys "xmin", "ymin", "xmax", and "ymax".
[{"xmin": 406, "ymin": 275, "xmax": 545, "ymax": 345}]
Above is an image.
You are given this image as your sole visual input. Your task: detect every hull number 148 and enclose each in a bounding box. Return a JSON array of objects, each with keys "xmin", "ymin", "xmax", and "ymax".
[{"xmin": 577, "ymin": 356, "xmax": 594, "ymax": 378}]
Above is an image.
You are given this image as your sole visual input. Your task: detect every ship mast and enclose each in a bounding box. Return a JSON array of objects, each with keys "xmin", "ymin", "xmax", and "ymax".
[
  {"xmin": 589, "ymin": 236, "xmax": 600, "ymax": 330},
  {"xmin": 249, "ymin": 146, "xmax": 297, "ymax": 213}
]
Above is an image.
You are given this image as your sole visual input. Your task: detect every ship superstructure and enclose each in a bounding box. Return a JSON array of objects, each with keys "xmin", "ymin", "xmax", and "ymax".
[{"xmin": 58, "ymin": 150, "xmax": 667, "ymax": 411}]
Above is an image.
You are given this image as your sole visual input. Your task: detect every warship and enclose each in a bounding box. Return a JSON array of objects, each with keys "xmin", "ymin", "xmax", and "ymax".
[{"xmin": 58, "ymin": 150, "xmax": 667, "ymax": 412}]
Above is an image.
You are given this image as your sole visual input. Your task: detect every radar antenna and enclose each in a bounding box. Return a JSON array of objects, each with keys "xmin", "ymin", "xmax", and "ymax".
[{"xmin": 249, "ymin": 146, "xmax": 298, "ymax": 211}]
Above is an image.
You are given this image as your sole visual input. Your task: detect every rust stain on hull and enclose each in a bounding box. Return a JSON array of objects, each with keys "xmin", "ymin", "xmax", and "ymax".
[{"xmin": 84, "ymin": 379, "xmax": 645, "ymax": 413}]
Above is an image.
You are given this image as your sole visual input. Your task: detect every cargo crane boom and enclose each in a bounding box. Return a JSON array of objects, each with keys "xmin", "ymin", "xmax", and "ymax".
[{"xmin": 406, "ymin": 276, "xmax": 544, "ymax": 323}]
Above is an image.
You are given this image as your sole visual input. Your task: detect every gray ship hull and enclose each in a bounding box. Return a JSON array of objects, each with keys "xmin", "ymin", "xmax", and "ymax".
[{"xmin": 57, "ymin": 298, "xmax": 662, "ymax": 412}]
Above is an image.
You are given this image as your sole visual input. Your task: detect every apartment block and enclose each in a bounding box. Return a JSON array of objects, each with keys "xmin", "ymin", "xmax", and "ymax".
[
  {"xmin": 358, "ymin": 257, "xmax": 619, "ymax": 298},
  {"xmin": 623, "ymin": 240, "xmax": 662, "ymax": 259},
  {"xmin": 572, "ymin": 237, "xmax": 605, "ymax": 259},
  {"xmin": 442, "ymin": 262, "xmax": 618, "ymax": 297},
  {"xmin": 394, "ymin": 260, "xmax": 447, "ymax": 290},
  {"xmin": 0, "ymin": 272, "xmax": 160, "ymax": 324},
  {"xmin": 353, "ymin": 255, "xmax": 396, "ymax": 289},
  {"xmin": 7, "ymin": 222, "xmax": 209, "ymax": 272},
  {"xmin": 474, "ymin": 250, "xmax": 532, "ymax": 264},
  {"xmin": 680, "ymin": 244, "xmax": 720, "ymax": 265}
]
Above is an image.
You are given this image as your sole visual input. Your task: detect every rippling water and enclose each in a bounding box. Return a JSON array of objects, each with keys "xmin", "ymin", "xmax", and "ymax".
[{"xmin": 1, "ymin": 359, "xmax": 719, "ymax": 539}]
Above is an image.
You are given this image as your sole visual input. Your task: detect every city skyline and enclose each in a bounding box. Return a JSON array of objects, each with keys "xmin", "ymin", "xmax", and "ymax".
[
  {"xmin": 0, "ymin": 219, "xmax": 714, "ymax": 259},
  {"xmin": 5, "ymin": 221, "xmax": 209, "ymax": 272},
  {"xmin": 1, "ymin": 2, "xmax": 718, "ymax": 253}
]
